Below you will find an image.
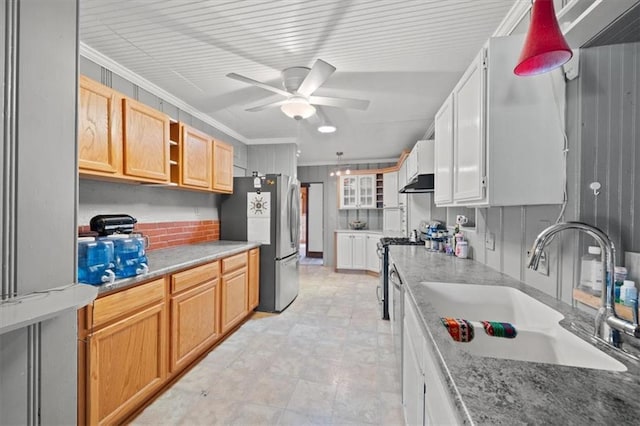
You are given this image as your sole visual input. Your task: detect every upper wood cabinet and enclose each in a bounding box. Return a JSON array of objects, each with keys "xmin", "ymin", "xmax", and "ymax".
[
  {"xmin": 170, "ymin": 123, "xmax": 212, "ymax": 189},
  {"xmin": 78, "ymin": 76, "xmax": 236, "ymax": 193},
  {"xmin": 212, "ymin": 140, "xmax": 234, "ymax": 193},
  {"xmin": 78, "ymin": 76, "xmax": 122, "ymax": 175},
  {"xmin": 122, "ymin": 97, "xmax": 170, "ymax": 182}
]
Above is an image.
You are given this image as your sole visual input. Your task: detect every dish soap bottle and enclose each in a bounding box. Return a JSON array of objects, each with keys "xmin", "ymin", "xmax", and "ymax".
[
  {"xmin": 620, "ymin": 280, "xmax": 638, "ymax": 306},
  {"xmin": 580, "ymin": 246, "xmax": 603, "ymax": 293}
]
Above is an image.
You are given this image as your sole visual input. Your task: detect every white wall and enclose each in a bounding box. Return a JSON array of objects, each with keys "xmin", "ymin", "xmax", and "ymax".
[
  {"xmin": 307, "ymin": 183, "xmax": 324, "ymax": 252},
  {"xmin": 78, "ymin": 180, "xmax": 219, "ymax": 225},
  {"xmin": 247, "ymin": 143, "xmax": 298, "ymax": 178}
]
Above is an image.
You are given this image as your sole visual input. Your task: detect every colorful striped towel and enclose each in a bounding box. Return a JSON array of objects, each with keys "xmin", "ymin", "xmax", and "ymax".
[
  {"xmin": 440, "ymin": 317, "xmax": 475, "ymax": 342},
  {"xmin": 481, "ymin": 321, "xmax": 517, "ymax": 338}
]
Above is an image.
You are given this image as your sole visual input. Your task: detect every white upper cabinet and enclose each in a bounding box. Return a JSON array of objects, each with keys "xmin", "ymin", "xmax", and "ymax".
[
  {"xmin": 433, "ymin": 34, "xmax": 564, "ymax": 207},
  {"xmin": 383, "ymin": 171, "xmax": 399, "ymax": 208},
  {"xmin": 398, "ymin": 160, "xmax": 407, "ymax": 192},
  {"xmin": 434, "ymin": 94, "xmax": 454, "ymax": 205},
  {"xmin": 339, "ymin": 174, "xmax": 376, "ymax": 209},
  {"xmin": 406, "ymin": 147, "xmax": 418, "ymax": 183}
]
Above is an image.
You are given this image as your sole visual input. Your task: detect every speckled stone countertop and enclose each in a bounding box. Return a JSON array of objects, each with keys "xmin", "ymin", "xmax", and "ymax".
[
  {"xmin": 334, "ymin": 229, "xmax": 383, "ymax": 233},
  {"xmin": 95, "ymin": 241, "xmax": 260, "ymax": 296},
  {"xmin": 390, "ymin": 245, "xmax": 640, "ymax": 425}
]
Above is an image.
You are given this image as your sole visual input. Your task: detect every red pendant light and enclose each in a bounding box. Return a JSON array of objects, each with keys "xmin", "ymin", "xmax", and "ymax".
[{"xmin": 514, "ymin": 0, "xmax": 573, "ymax": 76}]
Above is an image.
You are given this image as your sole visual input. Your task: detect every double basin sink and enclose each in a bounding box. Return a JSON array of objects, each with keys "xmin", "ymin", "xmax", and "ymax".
[{"xmin": 421, "ymin": 282, "xmax": 627, "ymax": 371}]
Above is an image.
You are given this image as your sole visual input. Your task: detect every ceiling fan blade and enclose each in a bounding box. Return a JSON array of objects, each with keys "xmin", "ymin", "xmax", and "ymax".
[
  {"xmin": 296, "ymin": 59, "xmax": 336, "ymax": 97},
  {"xmin": 309, "ymin": 95, "xmax": 370, "ymax": 110},
  {"xmin": 226, "ymin": 73, "xmax": 290, "ymax": 97},
  {"xmin": 245, "ymin": 99, "xmax": 289, "ymax": 112}
]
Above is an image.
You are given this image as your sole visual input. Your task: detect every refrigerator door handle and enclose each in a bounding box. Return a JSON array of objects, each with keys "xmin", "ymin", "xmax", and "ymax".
[{"xmin": 287, "ymin": 183, "xmax": 300, "ymax": 249}]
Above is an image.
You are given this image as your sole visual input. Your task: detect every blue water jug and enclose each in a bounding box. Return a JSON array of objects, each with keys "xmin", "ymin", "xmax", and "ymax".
[
  {"xmin": 78, "ymin": 237, "xmax": 115, "ymax": 285},
  {"xmin": 106, "ymin": 234, "xmax": 149, "ymax": 278}
]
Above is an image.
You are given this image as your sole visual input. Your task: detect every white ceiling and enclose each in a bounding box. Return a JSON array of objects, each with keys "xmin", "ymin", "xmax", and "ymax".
[{"xmin": 79, "ymin": 0, "xmax": 519, "ymax": 165}]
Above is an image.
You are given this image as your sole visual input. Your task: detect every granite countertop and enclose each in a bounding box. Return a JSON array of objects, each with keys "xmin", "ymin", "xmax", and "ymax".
[
  {"xmin": 334, "ymin": 229, "xmax": 383, "ymax": 233},
  {"xmin": 390, "ymin": 245, "xmax": 640, "ymax": 425},
  {"xmin": 95, "ymin": 240, "xmax": 260, "ymax": 296}
]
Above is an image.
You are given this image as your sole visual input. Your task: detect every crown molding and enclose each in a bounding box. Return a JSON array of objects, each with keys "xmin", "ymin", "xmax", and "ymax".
[
  {"xmin": 79, "ymin": 42, "xmax": 249, "ymax": 144},
  {"xmin": 493, "ymin": 0, "xmax": 531, "ymax": 36},
  {"xmin": 299, "ymin": 157, "xmax": 399, "ymax": 167}
]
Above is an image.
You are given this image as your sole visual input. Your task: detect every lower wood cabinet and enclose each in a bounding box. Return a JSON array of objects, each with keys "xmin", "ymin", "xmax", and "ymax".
[
  {"xmin": 78, "ymin": 249, "xmax": 260, "ymax": 425},
  {"xmin": 86, "ymin": 278, "xmax": 167, "ymax": 426},
  {"xmin": 169, "ymin": 262, "xmax": 221, "ymax": 373},
  {"xmin": 221, "ymin": 252, "xmax": 249, "ymax": 333},
  {"xmin": 248, "ymin": 248, "xmax": 260, "ymax": 310}
]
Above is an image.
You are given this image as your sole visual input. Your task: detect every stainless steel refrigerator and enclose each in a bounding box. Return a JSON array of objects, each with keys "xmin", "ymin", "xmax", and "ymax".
[{"xmin": 220, "ymin": 174, "xmax": 300, "ymax": 312}]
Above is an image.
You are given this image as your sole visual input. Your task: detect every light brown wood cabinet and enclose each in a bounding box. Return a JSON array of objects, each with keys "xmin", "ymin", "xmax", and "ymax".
[
  {"xmin": 85, "ymin": 278, "xmax": 167, "ymax": 426},
  {"xmin": 169, "ymin": 261, "xmax": 220, "ymax": 372},
  {"xmin": 78, "ymin": 249, "xmax": 259, "ymax": 425},
  {"xmin": 248, "ymin": 248, "xmax": 260, "ymax": 310},
  {"xmin": 170, "ymin": 123, "xmax": 212, "ymax": 190},
  {"xmin": 78, "ymin": 76, "xmax": 122, "ymax": 175},
  {"xmin": 221, "ymin": 252, "xmax": 248, "ymax": 333},
  {"xmin": 122, "ymin": 97, "xmax": 170, "ymax": 182},
  {"xmin": 212, "ymin": 139, "xmax": 234, "ymax": 193}
]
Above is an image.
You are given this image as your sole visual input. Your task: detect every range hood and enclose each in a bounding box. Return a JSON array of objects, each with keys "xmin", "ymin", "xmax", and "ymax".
[{"xmin": 399, "ymin": 174, "xmax": 434, "ymax": 194}]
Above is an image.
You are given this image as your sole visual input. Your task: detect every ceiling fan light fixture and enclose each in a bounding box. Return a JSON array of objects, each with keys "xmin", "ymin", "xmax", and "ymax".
[
  {"xmin": 318, "ymin": 124, "xmax": 337, "ymax": 133},
  {"xmin": 280, "ymin": 96, "xmax": 316, "ymax": 120}
]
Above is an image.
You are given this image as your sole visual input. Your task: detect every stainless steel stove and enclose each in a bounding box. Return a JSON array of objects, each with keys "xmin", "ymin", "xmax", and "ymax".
[{"xmin": 377, "ymin": 237, "xmax": 424, "ymax": 319}]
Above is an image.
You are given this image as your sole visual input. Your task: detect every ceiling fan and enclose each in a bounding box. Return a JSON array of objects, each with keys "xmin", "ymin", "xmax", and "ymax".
[{"xmin": 226, "ymin": 59, "xmax": 370, "ymax": 120}]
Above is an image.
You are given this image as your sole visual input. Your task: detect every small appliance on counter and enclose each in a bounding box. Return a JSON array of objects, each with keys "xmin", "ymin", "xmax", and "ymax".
[{"xmin": 84, "ymin": 214, "xmax": 149, "ymax": 281}]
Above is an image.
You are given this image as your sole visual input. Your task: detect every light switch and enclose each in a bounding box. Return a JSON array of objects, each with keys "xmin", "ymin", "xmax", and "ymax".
[{"xmin": 485, "ymin": 232, "xmax": 495, "ymax": 251}]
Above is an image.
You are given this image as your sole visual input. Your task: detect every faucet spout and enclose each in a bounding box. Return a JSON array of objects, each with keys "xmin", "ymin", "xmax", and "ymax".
[{"xmin": 527, "ymin": 221, "xmax": 640, "ymax": 346}]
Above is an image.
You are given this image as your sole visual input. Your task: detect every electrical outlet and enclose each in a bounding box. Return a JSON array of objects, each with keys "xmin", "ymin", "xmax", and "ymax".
[
  {"xmin": 537, "ymin": 250, "xmax": 549, "ymax": 276},
  {"xmin": 525, "ymin": 249, "xmax": 549, "ymax": 276},
  {"xmin": 485, "ymin": 232, "xmax": 495, "ymax": 251}
]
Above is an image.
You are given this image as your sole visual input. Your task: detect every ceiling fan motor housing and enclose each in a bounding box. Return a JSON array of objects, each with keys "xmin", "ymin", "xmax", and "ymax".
[{"xmin": 281, "ymin": 67, "xmax": 311, "ymax": 93}]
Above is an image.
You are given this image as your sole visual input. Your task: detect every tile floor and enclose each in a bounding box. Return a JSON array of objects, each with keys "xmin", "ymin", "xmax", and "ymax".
[{"xmin": 133, "ymin": 265, "xmax": 404, "ymax": 425}]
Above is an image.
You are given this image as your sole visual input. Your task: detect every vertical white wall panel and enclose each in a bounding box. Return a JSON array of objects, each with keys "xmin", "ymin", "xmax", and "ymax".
[{"xmin": 308, "ymin": 183, "xmax": 324, "ymax": 253}]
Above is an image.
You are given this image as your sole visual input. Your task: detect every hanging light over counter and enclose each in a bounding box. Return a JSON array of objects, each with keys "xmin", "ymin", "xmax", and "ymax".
[
  {"xmin": 329, "ymin": 152, "xmax": 351, "ymax": 177},
  {"xmin": 514, "ymin": 0, "xmax": 573, "ymax": 76}
]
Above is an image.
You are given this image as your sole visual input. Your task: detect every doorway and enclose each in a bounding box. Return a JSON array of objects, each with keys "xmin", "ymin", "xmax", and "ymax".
[{"xmin": 300, "ymin": 182, "xmax": 323, "ymax": 265}]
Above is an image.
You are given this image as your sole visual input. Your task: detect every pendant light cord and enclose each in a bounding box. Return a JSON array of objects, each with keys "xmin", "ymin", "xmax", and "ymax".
[{"xmin": 548, "ymin": 69, "xmax": 569, "ymax": 224}]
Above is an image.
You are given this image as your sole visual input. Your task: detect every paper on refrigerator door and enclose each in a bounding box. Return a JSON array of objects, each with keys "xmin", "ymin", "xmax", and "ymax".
[{"xmin": 247, "ymin": 192, "xmax": 271, "ymax": 244}]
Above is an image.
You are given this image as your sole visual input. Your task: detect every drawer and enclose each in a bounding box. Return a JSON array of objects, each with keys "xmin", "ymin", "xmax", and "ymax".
[
  {"xmin": 92, "ymin": 278, "xmax": 165, "ymax": 329},
  {"xmin": 171, "ymin": 261, "xmax": 219, "ymax": 294},
  {"xmin": 222, "ymin": 252, "xmax": 247, "ymax": 274}
]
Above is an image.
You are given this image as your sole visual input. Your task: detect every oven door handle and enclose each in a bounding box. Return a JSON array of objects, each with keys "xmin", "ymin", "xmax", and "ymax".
[{"xmin": 389, "ymin": 267, "xmax": 401, "ymax": 288}]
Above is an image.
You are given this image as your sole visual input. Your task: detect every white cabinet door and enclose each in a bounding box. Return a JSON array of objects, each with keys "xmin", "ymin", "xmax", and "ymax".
[
  {"xmin": 351, "ymin": 234, "xmax": 367, "ymax": 270},
  {"xmin": 365, "ymin": 234, "xmax": 380, "ymax": 272},
  {"xmin": 403, "ymin": 315, "xmax": 425, "ymax": 426},
  {"xmin": 453, "ymin": 49, "xmax": 486, "ymax": 203},
  {"xmin": 406, "ymin": 147, "xmax": 418, "ymax": 182},
  {"xmin": 434, "ymin": 95, "xmax": 454, "ymax": 205},
  {"xmin": 357, "ymin": 175, "xmax": 376, "ymax": 208},
  {"xmin": 383, "ymin": 208, "xmax": 402, "ymax": 233},
  {"xmin": 398, "ymin": 160, "xmax": 407, "ymax": 191},
  {"xmin": 336, "ymin": 233, "xmax": 353, "ymax": 269},
  {"xmin": 339, "ymin": 176, "xmax": 358, "ymax": 209},
  {"xmin": 383, "ymin": 171, "xmax": 398, "ymax": 208},
  {"xmin": 416, "ymin": 140, "xmax": 435, "ymax": 175}
]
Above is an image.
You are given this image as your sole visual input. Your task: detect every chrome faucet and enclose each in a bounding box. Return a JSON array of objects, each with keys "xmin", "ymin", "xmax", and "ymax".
[{"xmin": 527, "ymin": 222, "xmax": 640, "ymax": 347}]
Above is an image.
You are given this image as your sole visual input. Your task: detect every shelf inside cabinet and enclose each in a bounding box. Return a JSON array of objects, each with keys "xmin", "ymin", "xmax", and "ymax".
[
  {"xmin": 573, "ymin": 288, "xmax": 636, "ymax": 322},
  {"xmin": 169, "ymin": 137, "xmax": 180, "ymax": 185}
]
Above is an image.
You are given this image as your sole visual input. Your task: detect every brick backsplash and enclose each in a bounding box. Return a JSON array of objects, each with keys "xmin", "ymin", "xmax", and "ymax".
[{"xmin": 78, "ymin": 220, "xmax": 220, "ymax": 251}]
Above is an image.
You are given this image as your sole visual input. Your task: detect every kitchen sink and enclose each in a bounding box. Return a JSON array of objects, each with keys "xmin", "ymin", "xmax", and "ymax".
[{"xmin": 420, "ymin": 282, "xmax": 627, "ymax": 371}]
